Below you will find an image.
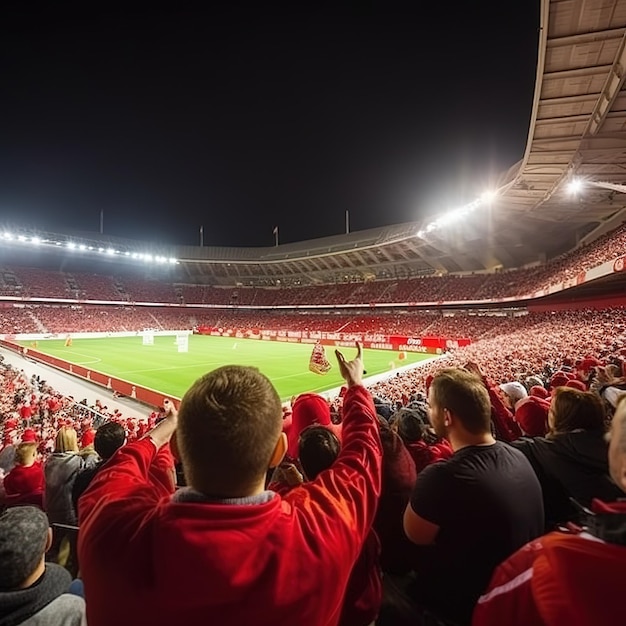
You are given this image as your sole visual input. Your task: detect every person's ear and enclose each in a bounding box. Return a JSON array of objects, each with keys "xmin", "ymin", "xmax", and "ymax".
[
  {"xmin": 170, "ymin": 431, "xmax": 181, "ymax": 462},
  {"xmin": 443, "ymin": 409, "xmax": 452, "ymax": 427},
  {"xmin": 269, "ymin": 432, "xmax": 287, "ymax": 469},
  {"xmin": 45, "ymin": 528, "xmax": 53, "ymax": 553}
]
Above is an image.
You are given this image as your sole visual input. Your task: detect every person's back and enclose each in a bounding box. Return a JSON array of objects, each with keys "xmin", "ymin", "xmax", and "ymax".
[
  {"xmin": 404, "ymin": 368, "xmax": 544, "ymax": 625},
  {"xmin": 78, "ymin": 345, "xmax": 382, "ymax": 626},
  {"xmin": 511, "ymin": 386, "xmax": 622, "ymax": 528},
  {"xmin": 44, "ymin": 428, "xmax": 84, "ymax": 526}
]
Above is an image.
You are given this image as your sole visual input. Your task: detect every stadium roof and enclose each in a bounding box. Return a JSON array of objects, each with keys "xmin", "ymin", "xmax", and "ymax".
[{"xmin": 3, "ymin": 0, "xmax": 626, "ymax": 287}]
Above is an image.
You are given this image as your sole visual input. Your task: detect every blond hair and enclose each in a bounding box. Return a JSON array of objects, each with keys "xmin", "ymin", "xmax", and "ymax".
[
  {"xmin": 15, "ymin": 442, "xmax": 38, "ymax": 465},
  {"xmin": 54, "ymin": 426, "xmax": 79, "ymax": 453}
]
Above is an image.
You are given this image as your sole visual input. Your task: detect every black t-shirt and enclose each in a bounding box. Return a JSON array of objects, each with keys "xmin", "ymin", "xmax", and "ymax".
[{"xmin": 409, "ymin": 441, "xmax": 544, "ymax": 625}]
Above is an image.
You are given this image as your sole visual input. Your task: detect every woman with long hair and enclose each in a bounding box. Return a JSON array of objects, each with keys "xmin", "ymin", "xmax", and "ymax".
[
  {"xmin": 44, "ymin": 426, "xmax": 85, "ymax": 526},
  {"xmin": 511, "ymin": 386, "xmax": 622, "ymax": 528}
]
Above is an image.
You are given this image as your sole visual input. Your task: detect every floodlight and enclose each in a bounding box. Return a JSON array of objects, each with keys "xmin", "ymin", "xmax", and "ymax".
[
  {"xmin": 88, "ymin": 246, "xmax": 94, "ymax": 250},
  {"xmin": 31, "ymin": 236, "xmax": 41, "ymax": 245},
  {"xmin": 79, "ymin": 244, "xmax": 86, "ymax": 251},
  {"xmin": 18, "ymin": 235, "xmax": 27, "ymax": 242},
  {"xmin": 2, "ymin": 232, "xmax": 12, "ymax": 240},
  {"xmin": 98, "ymin": 247, "xmax": 105, "ymax": 253},
  {"xmin": 124, "ymin": 251, "xmax": 130, "ymax": 256},
  {"xmin": 67, "ymin": 242, "xmax": 76, "ymax": 249},
  {"xmin": 480, "ymin": 190, "xmax": 497, "ymax": 203},
  {"xmin": 106, "ymin": 248, "xmax": 115, "ymax": 255},
  {"xmin": 567, "ymin": 178, "xmax": 583, "ymax": 194},
  {"xmin": 168, "ymin": 257, "xmax": 177, "ymax": 264},
  {"xmin": 144, "ymin": 254, "xmax": 153, "ymax": 262}
]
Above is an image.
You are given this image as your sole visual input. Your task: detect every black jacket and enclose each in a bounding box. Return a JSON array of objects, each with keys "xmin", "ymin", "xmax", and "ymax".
[{"xmin": 510, "ymin": 430, "xmax": 623, "ymax": 528}]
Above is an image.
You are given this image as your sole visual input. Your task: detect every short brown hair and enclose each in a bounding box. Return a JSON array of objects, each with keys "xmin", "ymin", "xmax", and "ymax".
[
  {"xmin": 14, "ymin": 442, "xmax": 37, "ymax": 465},
  {"xmin": 177, "ymin": 365, "xmax": 283, "ymax": 497},
  {"xmin": 550, "ymin": 387, "xmax": 605, "ymax": 434},
  {"xmin": 430, "ymin": 368, "xmax": 491, "ymax": 435}
]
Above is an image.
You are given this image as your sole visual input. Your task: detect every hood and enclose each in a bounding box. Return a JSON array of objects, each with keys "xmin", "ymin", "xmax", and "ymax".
[
  {"xmin": 0, "ymin": 564, "xmax": 70, "ymax": 626},
  {"xmin": 531, "ymin": 430, "xmax": 610, "ymax": 472},
  {"xmin": 287, "ymin": 394, "xmax": 341, "ymax": 458}
]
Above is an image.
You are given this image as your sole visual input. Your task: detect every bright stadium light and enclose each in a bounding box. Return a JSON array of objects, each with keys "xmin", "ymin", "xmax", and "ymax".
[
  {"xmin": 31, "ymin": 236, "xmax": 41, "ymax": 245},
  {"xmin": 67, "ymin": 241, "xmax": 76, "ymax": 249},
  {"xmin": 144, "ymin": 254, "xmax": 153, "ymax": 262},
  {"xmin": 79, "ymin": 244, "xmax": 87, "ymax": 251},
  {"xmin": 480, "ymin": 189, "xmax": 497, "ymax": 203},
  {"xmin": 2, "ymin": 232, "xmax": 12, "ymax": 240},
  {"xmin": 568, "ymin": 178, "xmax": 583, "ymax": 195},
  {"xmin": 18, "ymin": 235, "xmax": 27, "ymax": 242},
  {"xmin": 106, "ymin": 248, "xmax": 115, "ymax": 255},
  {"xmin": 168, "ymin": 257, "xmax": 177, "ymax": 264},
  {"xmin": 124, "ymin": 251, "xmax": 130, "ymax": 256}
]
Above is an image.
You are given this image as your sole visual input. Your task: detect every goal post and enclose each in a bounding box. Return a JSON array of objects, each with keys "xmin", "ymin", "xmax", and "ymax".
[
  {"xmin": 142, "ymin": 330, "xmax": 155, "ymax": 345},
  {"xmin": 176, "ymin": 333, "xmax": 189, "ymax": 353}
]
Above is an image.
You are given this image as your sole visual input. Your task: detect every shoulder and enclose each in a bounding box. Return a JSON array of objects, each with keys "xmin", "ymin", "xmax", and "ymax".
[{"xmin": 27, "ymin": 593, "xmax": 86, "ymax": 626}]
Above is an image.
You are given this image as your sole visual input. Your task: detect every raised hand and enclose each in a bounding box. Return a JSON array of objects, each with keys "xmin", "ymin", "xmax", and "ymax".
[{"xmin": 335, "ymin": 342, "xmax": 364, "ymax": 388}]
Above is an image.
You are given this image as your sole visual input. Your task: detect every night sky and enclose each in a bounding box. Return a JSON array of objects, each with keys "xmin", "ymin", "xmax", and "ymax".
[{"xmin": 0, "ymin": 4, "xmax": 540, "ymax": 248}]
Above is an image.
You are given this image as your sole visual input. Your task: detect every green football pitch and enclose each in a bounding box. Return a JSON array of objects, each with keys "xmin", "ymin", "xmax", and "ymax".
[{"xmin": 20, "ymin": 335, "xmax": 434, "ymax": 401}]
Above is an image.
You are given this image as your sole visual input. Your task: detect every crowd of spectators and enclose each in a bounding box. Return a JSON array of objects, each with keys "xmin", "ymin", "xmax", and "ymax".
[{"xmin": 0, "ymin": 219, "xmax": 624, "ymax": 307}]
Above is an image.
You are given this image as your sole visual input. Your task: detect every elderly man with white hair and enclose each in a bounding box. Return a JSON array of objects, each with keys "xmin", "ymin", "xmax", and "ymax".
[{"xmin": 473, "ymin": 393, "xmax": 626, "ymax": 626}]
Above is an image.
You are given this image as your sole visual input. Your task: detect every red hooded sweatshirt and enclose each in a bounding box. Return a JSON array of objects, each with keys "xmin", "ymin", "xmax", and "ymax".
[
  {"xmin": 473, "ymin": 500, "xmax": 626, "ymax": 626},
  {"xmin": 78, "ymin": 385, "xmax": 381, "ymax": 626}
]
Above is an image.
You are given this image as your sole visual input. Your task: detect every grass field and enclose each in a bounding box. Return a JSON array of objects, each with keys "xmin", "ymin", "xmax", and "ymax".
[{"xmin": 20, "ymin": 335, "xmax": 433, "ymax": 400}]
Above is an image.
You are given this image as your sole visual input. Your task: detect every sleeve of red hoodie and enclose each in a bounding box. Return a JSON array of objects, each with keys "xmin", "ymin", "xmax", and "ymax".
[
  {"xmin": 283, "ymin": 385, "xmax": 382, "ymax": 566},
  {"xmin": 484, "ymin": 378, "xmax": 522, "ymax": 443},
  {"xmin": 77, "ymin": 438, "xmax": 174, "ymax": 572},
  {"xmin": 472, "ymin": 537, "xmax": 546, "ymax": 626}
]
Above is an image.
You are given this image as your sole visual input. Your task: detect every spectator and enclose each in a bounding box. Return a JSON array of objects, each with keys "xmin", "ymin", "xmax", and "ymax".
[
  {"xmin": 374, "ymin": 418, "xmax": 418, "ymax": 575},
  {"xmin": 3, "ymin": 441, "xmax": 44, "ymax": 505},
  {"xmin": 78, "ymin": 429, "xmax": 98, "ymax": 466},
  {"xmin": 403, "ymin": 368, "xmax": 544, "ymax": 625},
  {"xmin": 286, "ymin": 392, "xmax": 342, "ymax": 459},
  {"xmin": 392, "ymin": 405, "xmax": 453, "ymax": 473},
  {"xmin": 498, "ymin": 381, "xmax": 528, "ymax": 411},
  {"xmin": 510, "ymin": 387, "xmax": 623, "ymax": 529},
  {"xmin": 72, "ymin": 422, "xmax": 126, "ymax": 514},
  {"xmin": 297, "ymin": 425, "xmax": 382, "ymax": 626},
  {"xmin": 473, "ymin": 394, "xmax": 626, "ymax": 626},
  {"xmin": 78, "ymin": 345, "xmax": 383, "ymax": 626},
  {"xmin": 0, "ymin": 506, "xmax": 86, "ymax": 625},
  {"xmin": 514, "ymin": 396, "xmax": 550, "ymax": 437},
  {"xmin": 44, "ymin": 427, "xmax": 85, "ymax": 527}
]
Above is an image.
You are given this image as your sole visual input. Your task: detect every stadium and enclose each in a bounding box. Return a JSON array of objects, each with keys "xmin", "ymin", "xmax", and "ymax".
[{"xmin": 1, "ymin": 1, "xmax": 626, "ymax": 626}]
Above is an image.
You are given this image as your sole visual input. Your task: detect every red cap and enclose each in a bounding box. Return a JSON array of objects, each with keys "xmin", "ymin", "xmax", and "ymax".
[
  {"xmin": 81, "ymin": 429, "xmax": 96, "ymax": 447},
  {"xmin": 21, "ymin": 428, "xmax": 38, "ymax": 443}
]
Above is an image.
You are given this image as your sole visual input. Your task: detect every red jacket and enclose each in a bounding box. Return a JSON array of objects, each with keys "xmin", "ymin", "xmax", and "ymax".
[
  {"xmin": 3, "ymin": 462, "xmax": 44, "ymax": 496},
  {"xmin": 78, "ymin": 385, "xmax": 382, "ymax": 626},
  {"xmin": 473, "ymin": 500, "xmax": 626, "ymax": 626},
  {"xmin": 405, "ymin": 439, "xmax": 453, "ymax": 474}
]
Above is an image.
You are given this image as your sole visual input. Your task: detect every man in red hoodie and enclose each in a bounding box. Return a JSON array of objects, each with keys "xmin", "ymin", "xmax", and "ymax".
[
  {"xmin": 473, "ymin": 393, "xmax": 626, "ymax": 626},
  {"xmin": 78, "ymin": 343, "xmax": 382, "ymax": 626}
]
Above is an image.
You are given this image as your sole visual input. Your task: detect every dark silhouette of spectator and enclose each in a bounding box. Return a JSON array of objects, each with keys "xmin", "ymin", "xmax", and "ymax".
[{"xmin": 403, "ymin": 368, "xmax": 544, "ymax": 625}]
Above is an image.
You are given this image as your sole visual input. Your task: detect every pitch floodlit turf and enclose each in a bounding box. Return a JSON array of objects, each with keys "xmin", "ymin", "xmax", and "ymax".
[{"xmin": 21, "ymin": 335, "xmax": 433, "ymax": 400}]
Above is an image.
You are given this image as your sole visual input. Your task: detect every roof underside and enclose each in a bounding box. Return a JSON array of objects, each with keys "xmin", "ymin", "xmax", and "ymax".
[
  {"xmin": 4, "ymin": 0, "xmax": 626, "ymax": 288},
  {"xmin": 176, "ymin": 0, "xmax": 626, "ymax": 286}
]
